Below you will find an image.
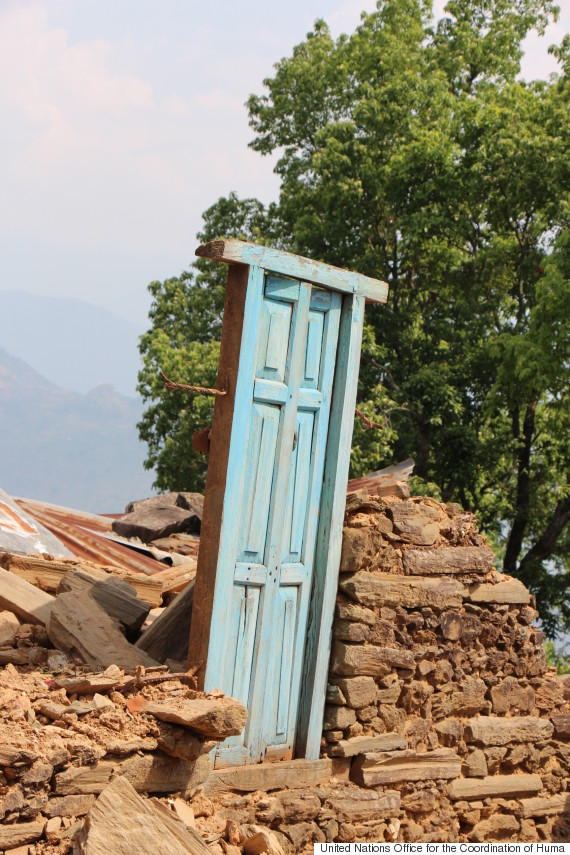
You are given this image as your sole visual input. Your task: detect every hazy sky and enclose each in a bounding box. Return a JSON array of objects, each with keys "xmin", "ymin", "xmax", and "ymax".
[{"xmin": 2, "ymin": 0, "xmax": 568, "ymax": 326}]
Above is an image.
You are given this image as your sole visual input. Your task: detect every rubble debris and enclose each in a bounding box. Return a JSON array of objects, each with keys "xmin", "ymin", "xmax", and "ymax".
[{"xmin": 0, "ymin": 487, "xmax": 567, "ymax": 849}]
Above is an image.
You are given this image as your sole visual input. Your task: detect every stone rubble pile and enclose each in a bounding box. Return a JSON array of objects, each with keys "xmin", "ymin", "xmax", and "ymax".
[
  {"xmin": 320, "ymin": 489, "xmax": 570, "ymax": 842},
  {"xmin": 0, "ymin": 661, "xmax": 246, "ymax": 854}
]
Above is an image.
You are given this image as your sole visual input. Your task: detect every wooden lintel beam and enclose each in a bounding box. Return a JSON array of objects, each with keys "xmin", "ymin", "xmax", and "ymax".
[{"xmin": 195, "ymin": 239, "xmax": 389, "ymax": 304}]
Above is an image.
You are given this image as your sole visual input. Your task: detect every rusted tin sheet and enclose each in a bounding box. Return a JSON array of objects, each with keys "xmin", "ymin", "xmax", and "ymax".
[
  {"xmin": 14, "ymin": 497, "xmax": 163, "ymax": 576},
  {"xmin": 0, "ymin": 487, "xmax": 72, "ymax": 557}
]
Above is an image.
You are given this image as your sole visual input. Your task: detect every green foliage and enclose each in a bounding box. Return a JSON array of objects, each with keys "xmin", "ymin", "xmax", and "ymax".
[
  {"xmin": 137, "ymin": 193, "xmax": 270, "ymax": 492},
  {"xmin": 544, "ymin": 640, "xmax": 570, "ymax": 674},
  {"xmin": 138, "ymin": 0, "xmax": 570, "ymax": 634}
]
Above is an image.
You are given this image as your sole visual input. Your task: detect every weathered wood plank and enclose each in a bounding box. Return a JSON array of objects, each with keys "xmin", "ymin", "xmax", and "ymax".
[
  {"xmin": 55, "ymin": 753, "xmax": 211, "ymax": 796},
  {"xmin": 297, "ymin": 294, "xmax": 366, "ymax": 760},
  {"xmin": 1, "ymin": 552, "xmax": 163, "ymax": 606},
  {"xmin": 0, "ymin": 819, "xmax": 45, "ymax": 849},
  {"xmin": 0, "ymin": 566, "xmax": 54, "ymax": 624},
  {"xmin": 47, "ymin": 590, "xmax": 159, "ymax": 671},
  {"xmin": 58, "ymin": 569, "xmax": 151, "ymax": 635},
  {"xmin": 323, "ymin": 790, "xmax": 401, "ymax": 823},
  {"xmin": 203, "ymin": 757, "xmax": 350, "ymax": 795},
  {"xmin": 519, "ymin": 794, "xmax": 570, "ymax": 818},
  {"xmin": 331, "ymin": 641, "xmax": 415, "ymax": 676},
  {"xmin": 195, "ymin": 239, "xmax": 388, "ymax": 304},
  {"xmin": 188, "ymin": 264, "xmax": 252, "ymax": 682},
  {"xmin": 449, "ymin": 774, "xmax": 542, "ymax": 800},
  {"xmin": 136, "ymin": 582, "xmax": 194, "ymax": 664}
]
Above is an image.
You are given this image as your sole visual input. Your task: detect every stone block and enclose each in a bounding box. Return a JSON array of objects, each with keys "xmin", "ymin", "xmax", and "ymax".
[
  {"xmin": 449, "ymin": 774, "xmax": 542, "ymax": 800},
  {"xmin": 551, "ymin": 713, "xmax": 570, "ymax": 739},
  {"xmin": 463, "ymin": 749, "xmax": 487, "ymax": 777},
  {"xmin": 329, "ymin": 734, "xmax": 407, "ymax": 757},
  {"xmin": 351, "ymin": 748, "xmax": 461, "ymax": 787},
  {"xmin": 333, "ymin": 677, "xmax": 377, "ymax": 709},
  {"xmin": 464, "ymin": 716, "xmax": 553, "ymax": 746},
  {"xmin": 388, "ymin": 503, "xmax": 441, "ymax": 545},
  {"xmin": 331, "ymin": 642, "xmax": 414, "ymax": 676},
  {"xmin": 340, "ymin": 572, "xmax": 465, "ymax": 609},
  {"xmin": 468, "ymin": 814, "xmax": 519, "ymax": 842},
  {"xmin": 324, "ymin": 790, "xmax": 400, "ymax": 822},
  {"xmin": 322, "ymin": 706, "xmax": 356, "ymax": 730},
  {"xmin": 467, "ymin": 579, "xmax": 530, "ymax": 604},
  {"xmin": 335, "ymin": 602, "xmax": 377, "ymax": 625},
  {"xmin": 490, "ymin": 678, "xmax": 535, "ymax": 714},
  {"xmin": 403, "ymin": 546, "xmax": 495, "ymax": 575},
  {"xmin": 534, "ymin": 678, "xmax": 564, "ymax": 711}
]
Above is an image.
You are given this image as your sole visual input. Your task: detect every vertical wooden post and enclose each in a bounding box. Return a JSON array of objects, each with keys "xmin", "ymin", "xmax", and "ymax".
[{"xmin": 187, "ymin": 262, "xmax": 254, "ymax": 685}]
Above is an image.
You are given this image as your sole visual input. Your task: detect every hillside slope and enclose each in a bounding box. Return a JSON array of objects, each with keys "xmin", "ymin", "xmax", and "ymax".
[
  {"xmin": 0, "ymin": 348, "xmax": 155, "ymax": 512},
  {"xmin": 0, "ymin": 291, "xmax": 145, "ymax": 396}
]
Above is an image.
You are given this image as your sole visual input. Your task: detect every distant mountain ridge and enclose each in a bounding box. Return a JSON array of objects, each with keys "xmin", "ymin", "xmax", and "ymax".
[
  {"xmin": 0, "ymin": 291, "xmax": 145, "ymax": 396},
  {"xmin": 0, "ymin": 347, "xmax": 155, "ymax": 513}
]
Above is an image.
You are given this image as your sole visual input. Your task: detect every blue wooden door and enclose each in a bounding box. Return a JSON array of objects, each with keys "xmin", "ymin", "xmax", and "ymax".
[{"xmin": 208, "ymin": 272, "xmax": 341, "ymax": 767}]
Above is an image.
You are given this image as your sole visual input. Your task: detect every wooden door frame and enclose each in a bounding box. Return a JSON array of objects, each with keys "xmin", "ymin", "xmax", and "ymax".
[{"xmin": 187, "ymin": 240, "xmax": 388, "ymax": 762}]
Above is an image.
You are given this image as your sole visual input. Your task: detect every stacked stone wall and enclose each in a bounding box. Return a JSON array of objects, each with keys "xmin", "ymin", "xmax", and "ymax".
[{"xmin": 322, "ymin": 489, "xmax": 570, "ymax": 843}]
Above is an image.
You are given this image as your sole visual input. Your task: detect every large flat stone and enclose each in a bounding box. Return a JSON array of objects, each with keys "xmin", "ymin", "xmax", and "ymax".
[
  {"xmin": 464, "ymin": 716, "xmax": 553, "ymax": 746},
  {"xmin": 340, "ymin": 572, "xmax": 465, "ymax": 609},
  {"xmin": 403, "ymin": 546, "xmax": 495, "ymax": 575},
  {"xmin": 449, "ymin": 774, "xmax": 542, "ymax": 800},
  {"xmin": 351, "ymin": 748, "xmax": 460, "ymax": 787},
  {"xmin": 113, "ymin": 493, "xmax": 203, "ymax": 543},
  {"xmin": 332, "ymin": 642, "xmax": 415, "ymax": 676},
  {"xmin": 142, "ymin": 697, "xmax": 247, "ymax": 740},
  {"xmin": 467, "ymin": 579, "xmax": 530, "ymax": 604}
]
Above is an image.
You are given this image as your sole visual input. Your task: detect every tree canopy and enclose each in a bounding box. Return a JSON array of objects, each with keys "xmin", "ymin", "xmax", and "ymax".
[{"xmin": 138, "ymin": 0, "xmax": 569, "ymax": 636}]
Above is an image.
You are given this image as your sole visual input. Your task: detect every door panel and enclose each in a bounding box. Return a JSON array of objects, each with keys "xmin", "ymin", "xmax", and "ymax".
[
  {"xmin": 212, "ymin": 274, "xmax": 342, "ymax": 767},
  {"xmin": 237, "ymin": 403, "xmax": 280, "ymax": 563}
]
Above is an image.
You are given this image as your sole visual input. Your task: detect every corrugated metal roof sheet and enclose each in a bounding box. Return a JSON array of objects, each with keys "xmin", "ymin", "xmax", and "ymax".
[
  {"xmin": 14, "ymin": 497, "xmax": 163, "ymax": 576},
  {"xmin": 0, "ymin": 487, "xmax": 73, "ymax": 558}
]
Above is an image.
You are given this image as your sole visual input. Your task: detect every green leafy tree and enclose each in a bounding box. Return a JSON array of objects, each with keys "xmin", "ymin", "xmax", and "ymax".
[
  {"xmin": 137, "ymin": 194, "xmax": 269, "ymax": 491},
  {"xmin": 138, "ymin": 0, "xmax": 570, "ymax": 634}
]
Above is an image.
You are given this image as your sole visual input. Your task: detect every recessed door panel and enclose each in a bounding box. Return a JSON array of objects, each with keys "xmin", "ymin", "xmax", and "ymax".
[{"xmin": 237, "ymin": 403, "xmax": 280, "ymax": 563}]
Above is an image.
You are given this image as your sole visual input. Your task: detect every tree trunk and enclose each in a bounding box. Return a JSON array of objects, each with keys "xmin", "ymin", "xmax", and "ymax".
[
  {"xmin": 504, "ymin": 401, "xmax": 537, "ymax": 572},
  {"xmin": 517, "ymin": 482, "xmax": 570, "ymax": 575}
]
